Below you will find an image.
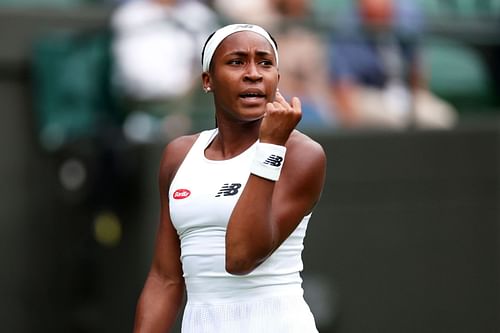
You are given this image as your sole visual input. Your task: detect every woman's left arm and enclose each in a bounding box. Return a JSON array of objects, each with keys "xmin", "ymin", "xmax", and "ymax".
[{"xmin": 226, "ymin": 132, "xmax": 326, "ymax": 275}]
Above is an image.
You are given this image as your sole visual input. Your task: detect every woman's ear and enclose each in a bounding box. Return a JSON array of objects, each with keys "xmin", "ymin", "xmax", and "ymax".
[{"xmin": 202, "ymin": 72, "xmax": 212, "ymax": 93}]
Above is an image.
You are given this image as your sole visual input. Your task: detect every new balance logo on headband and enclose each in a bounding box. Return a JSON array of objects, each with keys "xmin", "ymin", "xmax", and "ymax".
[
  {"xmin": 236, "ymin": 24, "xmax": 255, "ymax": 29},
  {"xmin": 215, "ymin": 183, "xmax": 241, "ymax": 197},
  {"xmin": 263, "ymin": 155, "xmax": 283, "ymax": 167}
]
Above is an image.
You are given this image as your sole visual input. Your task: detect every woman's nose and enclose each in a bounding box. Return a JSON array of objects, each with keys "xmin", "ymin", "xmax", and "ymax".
[{"xmin": 244, "ymin": 62, "xmax": 263, "ymax": 81}]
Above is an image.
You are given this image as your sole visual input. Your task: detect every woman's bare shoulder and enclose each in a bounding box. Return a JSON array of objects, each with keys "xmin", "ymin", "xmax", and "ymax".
[
  {"xmin": 159, "ymin": 133, "xmax": 200, "ymax": 183},
  {"xmin": 284, "ymin": 130, "xmax": 327, "ymax": 179},
  {"xmin": 287, "ymin": 130, "xmax": 326, "ymax": 158},
  {"xmin": 165, "ymin": 133, "xmax": 200, "ymax": 155}
]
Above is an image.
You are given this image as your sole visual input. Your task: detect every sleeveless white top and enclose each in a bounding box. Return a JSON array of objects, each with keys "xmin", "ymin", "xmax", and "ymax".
[{"xmin": 169, "ymin": 129, "xmax": 312, "ymax": 304}]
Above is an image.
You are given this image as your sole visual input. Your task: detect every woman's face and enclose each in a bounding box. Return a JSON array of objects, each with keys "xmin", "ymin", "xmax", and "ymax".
[{"xmin": 204, "ymin": 31, "xmax": 279, "ymax": 123}]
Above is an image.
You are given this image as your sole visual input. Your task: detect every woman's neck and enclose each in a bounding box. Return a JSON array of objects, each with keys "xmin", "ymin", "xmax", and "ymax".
[{"xmin": 206, "ymin": 121, "xmax": 261, "ymax": 160}]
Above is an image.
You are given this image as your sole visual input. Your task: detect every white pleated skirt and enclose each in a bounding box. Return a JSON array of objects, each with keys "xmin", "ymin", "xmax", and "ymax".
[{"xmin": 181, "ymin": 292, "xmax": 318, "ymax": 333}]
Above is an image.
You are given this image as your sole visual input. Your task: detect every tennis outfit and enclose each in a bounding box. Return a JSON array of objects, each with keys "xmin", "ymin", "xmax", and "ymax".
[{"xmin": 169, "ymin": 129, "xmax": 318, "ymax": 332}]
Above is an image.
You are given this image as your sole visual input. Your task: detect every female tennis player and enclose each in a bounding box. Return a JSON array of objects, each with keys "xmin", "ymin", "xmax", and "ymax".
[{"xmin": 133, "ymin": 23, "xmax": 326, "ymax": 332}]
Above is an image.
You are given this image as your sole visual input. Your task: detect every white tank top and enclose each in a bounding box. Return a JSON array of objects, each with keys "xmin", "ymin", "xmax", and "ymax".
[{"xmin": 169, "ymin": 129, "xmax": 312, "ymax": 304}]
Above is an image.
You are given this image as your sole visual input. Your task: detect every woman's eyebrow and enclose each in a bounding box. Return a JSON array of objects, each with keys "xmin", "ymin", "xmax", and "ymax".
[
  {"xmin": 224, "ymin": 50, "xmax": 248, "ymax": 57},
  {"xmin": 223, "ymin": 50, "xmax": 274, "ymax": 58},
  {"xmin": 255, "ymin": 50, "xmax": 274, "ymax": 58}
]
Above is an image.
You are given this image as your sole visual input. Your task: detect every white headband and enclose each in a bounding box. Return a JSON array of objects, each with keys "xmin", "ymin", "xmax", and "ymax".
[{"xmin": 202, "ymin": 23, "xmax": 279, "ymax": 72}]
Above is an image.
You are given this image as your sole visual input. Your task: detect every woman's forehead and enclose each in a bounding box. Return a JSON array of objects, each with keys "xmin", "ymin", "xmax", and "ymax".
[{"xmin": 216, "ymin": 31, "xmax": 275, "ymax": 56}]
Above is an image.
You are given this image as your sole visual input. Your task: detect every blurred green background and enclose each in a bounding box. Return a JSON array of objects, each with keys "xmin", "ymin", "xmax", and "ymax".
[{"xmin": 0, "ymin": 0, "xmax": 499, "ymax": 332}]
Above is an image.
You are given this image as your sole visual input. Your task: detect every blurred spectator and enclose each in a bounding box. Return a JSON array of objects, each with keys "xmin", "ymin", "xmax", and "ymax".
[
  {"xmin": 110, "ymin": 0, "xmax": 218, "ymax": 141},
  {"xmin": 212, "ymin": 0, "xmax": 278, "ymax": 27},
  {"xmin": 269, "ymin": 0, "xmax": 337, "ymax": 130},
  {"xmin": 111, "ymin": 0, "xmax": 217, "ymax": 101},
  {"xmin": 328, "ymin": 0, "xmax": 458, "ymax": 129}
]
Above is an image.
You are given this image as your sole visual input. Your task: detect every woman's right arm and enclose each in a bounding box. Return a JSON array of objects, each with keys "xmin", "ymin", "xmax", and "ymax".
[{"xmin": 133, "ymin": 136, "xmax": 196, "ymax": 332}]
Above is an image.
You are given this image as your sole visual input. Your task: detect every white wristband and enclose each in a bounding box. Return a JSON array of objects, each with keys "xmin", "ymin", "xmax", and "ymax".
[{"xmin": 250, "ymin": 142, "xmax": 287, "ymax": 181}]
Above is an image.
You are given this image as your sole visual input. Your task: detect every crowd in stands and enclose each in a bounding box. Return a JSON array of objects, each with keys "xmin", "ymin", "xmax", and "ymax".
[
  {"xmin": 108, "ymin": 0, "xmax": 465, "ymax": 142},
  {"xmin": 20, "ymin": 0, "xmax": 500, "ymax": 144}
]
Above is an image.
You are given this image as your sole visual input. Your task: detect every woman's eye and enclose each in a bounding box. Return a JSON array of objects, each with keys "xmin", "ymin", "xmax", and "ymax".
[
  {"xmin": 228, "ymin": 59, "xmax": 243, "ymax": 65},
  {"xmin": 260, "ymin": 60, "xmax": 273, "ymax": 66}
]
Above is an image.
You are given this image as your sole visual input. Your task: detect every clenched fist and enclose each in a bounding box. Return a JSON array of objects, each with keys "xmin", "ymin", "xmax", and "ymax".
[{"xmin": 260, "ymin": 91, "xmax": 302, "ymax": 146}]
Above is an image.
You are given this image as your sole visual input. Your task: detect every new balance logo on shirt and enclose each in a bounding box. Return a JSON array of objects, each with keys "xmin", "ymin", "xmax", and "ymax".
[
  {"xmin": 215, "ymin": 183, "xmax": 241, "ymax": 197},
  {"xmin": 263, "ymin": 155, "xmax": 283, "ymax": 167}
]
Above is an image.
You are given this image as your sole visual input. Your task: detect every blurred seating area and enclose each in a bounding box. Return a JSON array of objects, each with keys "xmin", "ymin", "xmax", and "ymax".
[
  {"xmin": 0, "ymin": 0, "xmax": 498, "ymax": 149},
  {"xmin": 0, "ymin": 0, "xmax": 110, "ymax": 7},
  {"xmin": 314, "ymin": 0, "xmax": 500, "ymax": 125},
  {"xmin": 313, "ymin": 0, "xmax": 500, "ymax": 20}
]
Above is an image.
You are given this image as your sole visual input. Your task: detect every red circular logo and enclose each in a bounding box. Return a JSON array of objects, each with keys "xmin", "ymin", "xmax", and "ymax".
[{"xmin": 173, "ymin": 189, "xmax": 191, "ymax": 199}]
